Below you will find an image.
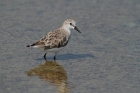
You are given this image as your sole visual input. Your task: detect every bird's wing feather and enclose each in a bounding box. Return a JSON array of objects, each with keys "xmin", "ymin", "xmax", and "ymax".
[
  {"xmin": 44, "ymin": 29, "xmax": 69, "ymax": 50},
  {"xmin": 32, "ymin": 28, "xmax": 69, "ymax": 50}
]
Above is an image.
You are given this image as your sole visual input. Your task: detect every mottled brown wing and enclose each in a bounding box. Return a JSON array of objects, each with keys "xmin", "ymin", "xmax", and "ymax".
[{"xmin": 43, "ymin": 29, "xmax": 69, "ymax": 50}]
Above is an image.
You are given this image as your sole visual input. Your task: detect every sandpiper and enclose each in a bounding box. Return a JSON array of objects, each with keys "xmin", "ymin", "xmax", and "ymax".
[{"xmin": 27, "ymin": 19, "xmax": 81, "ymax": 60}]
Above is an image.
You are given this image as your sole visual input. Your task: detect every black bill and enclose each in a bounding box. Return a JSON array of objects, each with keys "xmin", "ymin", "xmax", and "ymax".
[{"xmin": 74, "ymin": 26, "xmax": 81, "ymax": 33}]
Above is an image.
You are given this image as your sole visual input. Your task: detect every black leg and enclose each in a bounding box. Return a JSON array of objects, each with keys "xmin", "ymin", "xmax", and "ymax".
[
  {"xmin": 44, "ymin": 53, "xmax": 47, "ymax": 60},
  {"xmin": 54, "ymin": 56, "xmax": 56, "ymax": 60},
  {"xmin": 54, "ymin": 52, "xmax": 57, "ymax": 60}
]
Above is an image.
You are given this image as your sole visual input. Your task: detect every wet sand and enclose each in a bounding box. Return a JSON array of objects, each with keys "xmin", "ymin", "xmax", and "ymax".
[{"xmin": 0, "ymin": 0, "xmax": 140, "ymax": 93}]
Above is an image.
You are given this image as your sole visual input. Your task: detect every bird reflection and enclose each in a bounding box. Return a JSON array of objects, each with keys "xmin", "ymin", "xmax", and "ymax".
[{"xmin": 26, "ymin": 60, "xmax": 69, "ymax": 93}]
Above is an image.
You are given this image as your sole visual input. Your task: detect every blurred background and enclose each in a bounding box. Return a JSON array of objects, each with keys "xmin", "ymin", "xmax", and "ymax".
[{"xmin": 0, "ymin": 0, "xmax": 140, "ymax": 93}]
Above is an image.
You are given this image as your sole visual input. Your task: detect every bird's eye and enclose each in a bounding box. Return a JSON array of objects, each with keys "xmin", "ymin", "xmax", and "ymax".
[{"xmin": 70, "ymin": 23, "xmax": 72, "ymax": 25}]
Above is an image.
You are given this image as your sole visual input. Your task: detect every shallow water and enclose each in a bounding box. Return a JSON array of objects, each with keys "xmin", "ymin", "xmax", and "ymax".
[{"xmin": 0, "ymin": 0, "xmax": 140, "ymax": 93}]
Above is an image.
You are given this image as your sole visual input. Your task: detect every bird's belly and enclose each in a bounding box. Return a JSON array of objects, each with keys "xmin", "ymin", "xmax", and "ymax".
[
  {"xmin": 46, "ymin": 47, "xmax": 63, "ymax": 52},
  {"xmin": 36, "ymin": 47, "xmax": 63, "ymax": 52}
]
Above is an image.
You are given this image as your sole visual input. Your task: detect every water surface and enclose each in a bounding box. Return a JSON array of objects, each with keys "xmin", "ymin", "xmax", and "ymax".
[{"xmin": 0, "ymin": 0, "xmax": 140, "ymax": 93}]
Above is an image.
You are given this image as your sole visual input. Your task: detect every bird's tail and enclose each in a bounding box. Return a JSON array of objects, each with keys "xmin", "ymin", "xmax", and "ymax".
[
  {"xmin": 27, "ymin": 45, "xmax": 31, "ymax": 47},
  {"xmin": 27, "ymin": 43, "xmax": 35, "ymax": 47}
]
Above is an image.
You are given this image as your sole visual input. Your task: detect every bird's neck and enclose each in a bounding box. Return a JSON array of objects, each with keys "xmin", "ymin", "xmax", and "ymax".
[{"xmin": 62, "ymin": 26, "xmax": 71, "ymax": 35}]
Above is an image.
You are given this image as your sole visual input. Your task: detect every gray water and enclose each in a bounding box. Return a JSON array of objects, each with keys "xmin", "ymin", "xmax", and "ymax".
[{"xmin": 0, "ymin": 0, "xmax": 140, "ymax": 93}]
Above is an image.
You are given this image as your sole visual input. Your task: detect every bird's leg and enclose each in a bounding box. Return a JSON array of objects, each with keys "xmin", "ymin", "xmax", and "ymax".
[
  {"xmin": 54, "ymin": 52, "xmax": 57, "ymax": 60},
  {"xmin": 44, "ymin": 53, "xmax": 47, "ymax": 60},
  {"xmin": 54, "ymin": 56, "xmax": 56, "ymax": 60}
]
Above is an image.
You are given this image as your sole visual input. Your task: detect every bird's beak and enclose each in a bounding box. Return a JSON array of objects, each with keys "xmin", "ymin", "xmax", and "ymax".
[{"xmin": 74, "ymin": 26, "xmax": 81, "ymax": 33}]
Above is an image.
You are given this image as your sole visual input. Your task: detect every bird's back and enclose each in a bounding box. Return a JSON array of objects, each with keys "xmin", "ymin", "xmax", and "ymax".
[{"xmin": 30, "ymin": 28, "xmax": 70, "ymax": 52}]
